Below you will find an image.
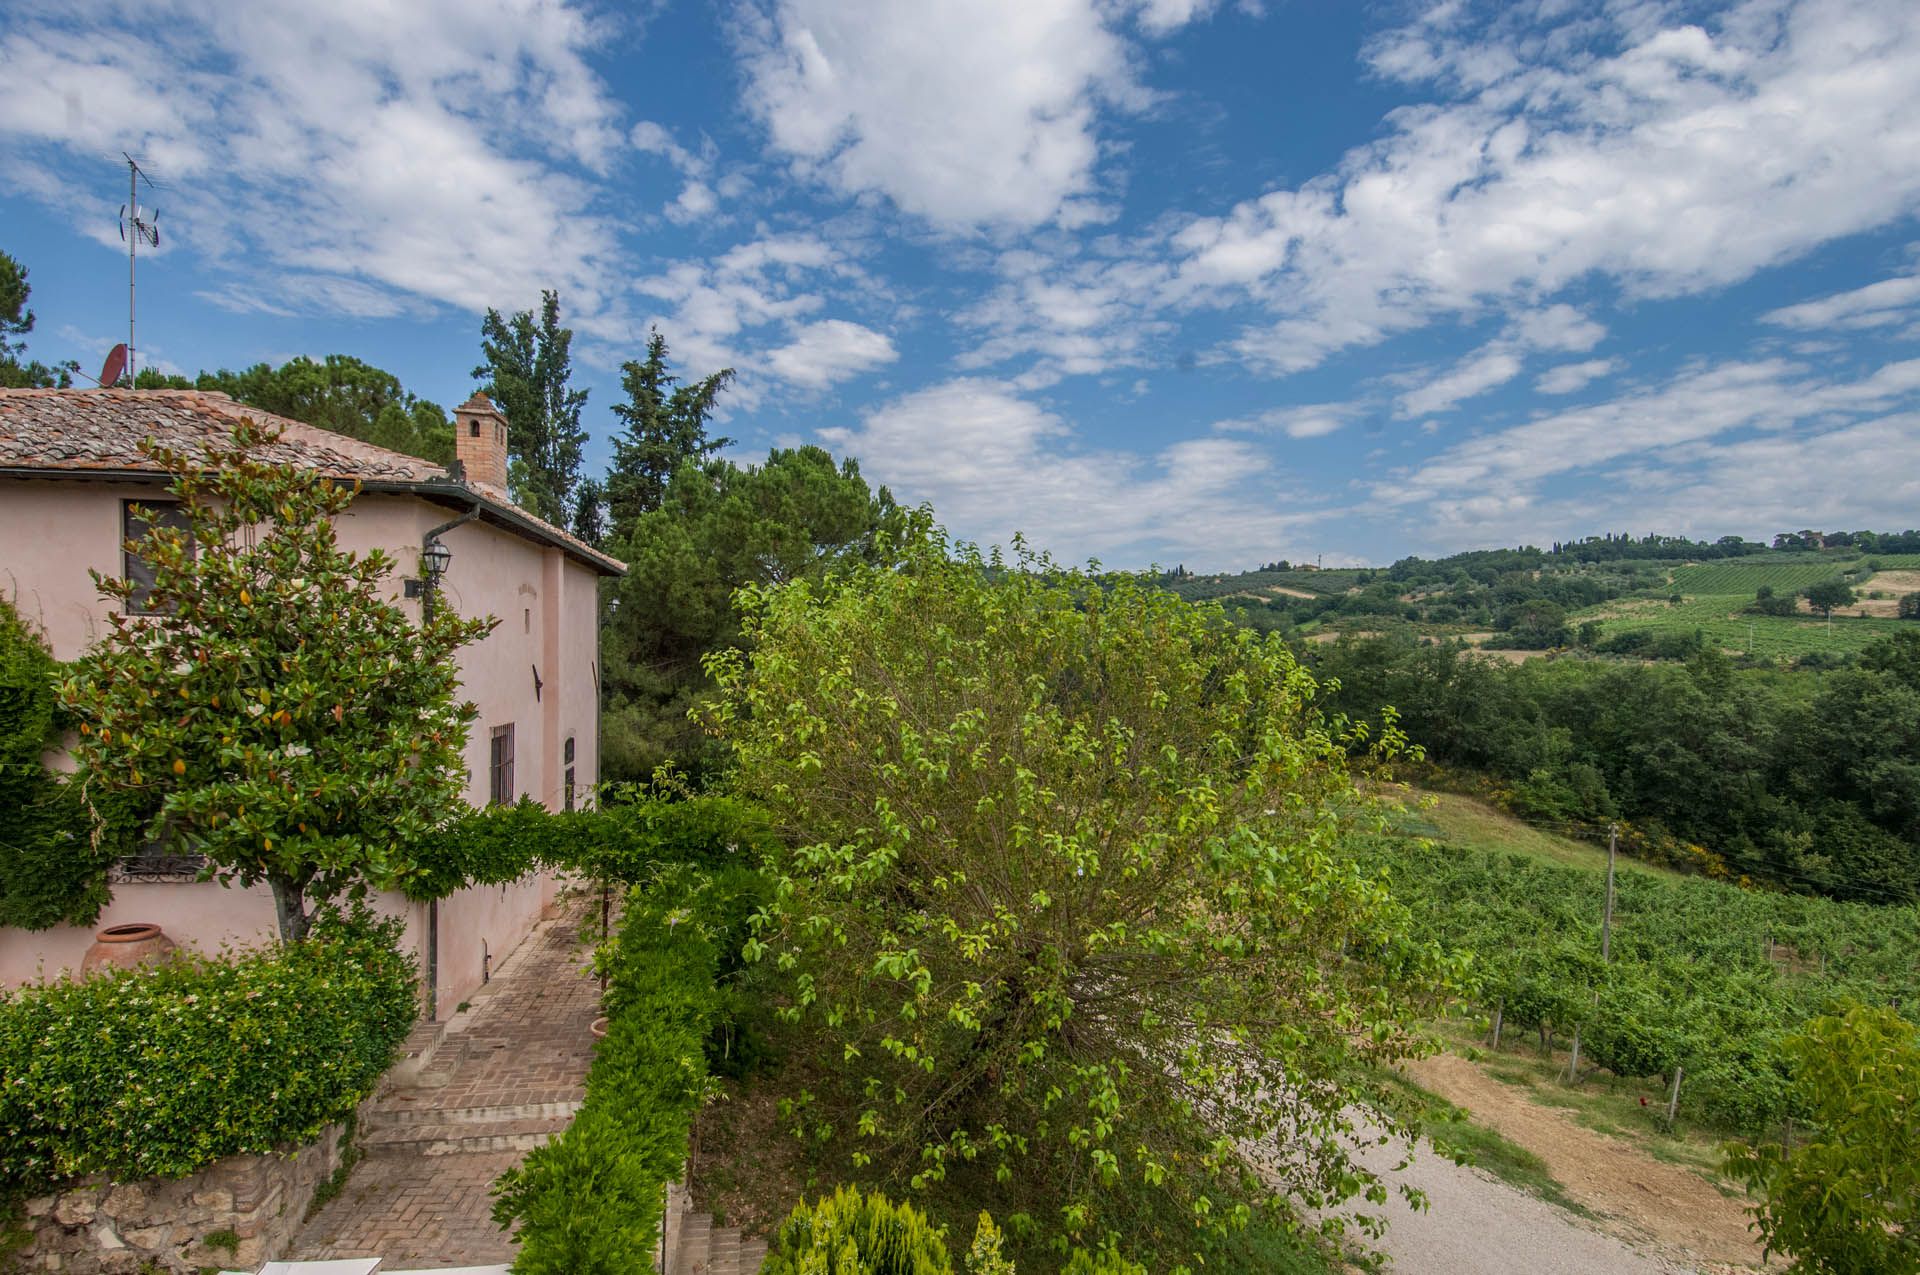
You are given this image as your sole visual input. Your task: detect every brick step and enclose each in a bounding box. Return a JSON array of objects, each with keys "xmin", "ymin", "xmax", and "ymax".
[
  {"xmin": 672, "ymin": 1212, "xmax": 767, "ymax": 1275},
  {"xmin": 357, "ymin": 1100, "xmax": 581, "ymax": 1155},
  {"xmin": 362, "ymin": 1099, "xmax": 582, "ymax": 1132}
]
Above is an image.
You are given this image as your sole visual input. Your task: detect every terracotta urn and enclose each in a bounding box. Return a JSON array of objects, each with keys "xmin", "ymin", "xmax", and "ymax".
[{"xmin": 81, "ymin": 923, "xmax": 178, "ymax": 975}]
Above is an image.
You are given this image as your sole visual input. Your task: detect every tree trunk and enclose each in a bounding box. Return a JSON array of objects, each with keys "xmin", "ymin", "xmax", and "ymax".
[{"xmin": 268, "ymin": 872, "xmax": 312, "ymax": 942}]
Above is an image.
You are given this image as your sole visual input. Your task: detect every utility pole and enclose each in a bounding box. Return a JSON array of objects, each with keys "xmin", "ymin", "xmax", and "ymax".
[
  {"xmin": 118, "ymin": 155, "xmax": 159, "ymax": 386},
  {"xmin": 1601, "ymin": 822, "xmax": 1618, "ymax": 963}
]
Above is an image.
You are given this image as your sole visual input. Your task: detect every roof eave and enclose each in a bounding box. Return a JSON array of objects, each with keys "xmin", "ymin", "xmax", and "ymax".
[{"xmin": 0, "ymin": 466, "xmax": 627, "ymax": 577}]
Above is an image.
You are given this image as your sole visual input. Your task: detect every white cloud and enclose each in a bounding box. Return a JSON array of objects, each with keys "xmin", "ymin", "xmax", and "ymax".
[
  {"xmin": 736, "ymin": 0, "xmax": 1148, "ymax": 228},
  {"xmin": 1534, "ymin": 358, "xmax": 1623, "ymax": 395},
  {"xmin": 0, "ymin": 0, "xmax": 629, "ymax": 323},
  {"xmin": 819, "ymin": 378, "xmax": 1322, "ymax": 566},
  {"xmin": 1512, "ymin": 304, "xmax": 1606, "ymax": 354},
  {"xmin": 1133, "ymin": 0, "xmax": 1223, "ymax": 37},
  {"xmin": 1393, "ymin": 304, "xmax": 1606, "ymax": 416},
  {"xmin": 1397, "ymin": 346, "xmax": 1525, "ymax": 417},
  {"xmin": 1762, "ymin": 270, "xmax": 1920, "ymax": 330},
  {"xmin": 956, "ymin": 249, "xmax": 1172, "ymax": 384},
  {"xmin": 1384, "ymin": 356, "xmax": 1920, "ymax": 533},
  {"xmin": 1164, "ymin": 0, "xmax": 1920, "ymax": 374},
  {"xmin": 634, "ymin": 234, "xmax": 892, "ymax": 397},
  {"xmin": 764, "ymin": 319, "xmax": 898, "ymax": 389},
  {"xmin": 1216, "ymin": 402, "xmax": 1367, "ymax": 439}
]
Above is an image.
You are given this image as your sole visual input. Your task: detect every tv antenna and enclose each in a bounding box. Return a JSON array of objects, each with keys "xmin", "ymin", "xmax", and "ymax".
[{"xmin": 117, "ymin": 153, "xmax": 159, "ymax": 386}]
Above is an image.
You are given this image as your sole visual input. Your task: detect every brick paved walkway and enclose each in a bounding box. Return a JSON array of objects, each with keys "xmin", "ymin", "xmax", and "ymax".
[{"xmin": 292, "ymin": 899, "xmax": 603, "ymax": 1265}]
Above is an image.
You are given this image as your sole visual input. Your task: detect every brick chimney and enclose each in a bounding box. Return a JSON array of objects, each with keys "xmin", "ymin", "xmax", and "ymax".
[{"xmin": 453, "ymin": 392, "xmax": 509, "ymax": 493}]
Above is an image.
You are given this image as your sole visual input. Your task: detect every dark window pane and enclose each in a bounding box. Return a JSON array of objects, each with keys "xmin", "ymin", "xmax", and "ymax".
[
  {"xmin": 122, "ymin": 500, "xmax": 190, "ymax": 614},
  {"xmin": 489, "ymin": 724, "xmax": 515, "ymax": 806}
]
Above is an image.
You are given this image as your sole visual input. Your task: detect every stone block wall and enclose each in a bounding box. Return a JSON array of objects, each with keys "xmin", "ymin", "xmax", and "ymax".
[{"xmin": 13, "ymin": 1099, "xmax": 372, "ymax": 1274}]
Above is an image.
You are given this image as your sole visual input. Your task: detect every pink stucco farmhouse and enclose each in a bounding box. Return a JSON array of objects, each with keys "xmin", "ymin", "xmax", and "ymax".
[{"xmin": 0, "ymin": 386, "xmax": 624, "ymax": 1017}]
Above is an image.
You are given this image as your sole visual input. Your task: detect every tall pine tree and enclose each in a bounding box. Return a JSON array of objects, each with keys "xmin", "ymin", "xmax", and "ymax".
[
  {"xmin": 473, "ymin": 290, "xmax": 589, "ymax": 526},
  {"xmin": 605, "ymin": 329, "xmax": 733, "ymax": 543}
]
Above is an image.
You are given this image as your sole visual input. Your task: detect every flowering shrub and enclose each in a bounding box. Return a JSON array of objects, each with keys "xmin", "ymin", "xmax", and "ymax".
[{"xmin": 0, "ymin": 907, "xmax": 415, "ymax": 1194}]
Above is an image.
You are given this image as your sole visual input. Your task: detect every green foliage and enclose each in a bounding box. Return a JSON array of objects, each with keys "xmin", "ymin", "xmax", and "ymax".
[
  {"xmin": 605, "ymin": 328, "xmax": 734, "ymax": 543},
  {"xmin": 493, "ymin": 873, "xmax": 720, "ymax": 1275},
  {"xmin": 0, "ymin": 906, "xmax": 414, "ymax": 1194},
  {"xmin": 0, "ymin": 599, "xmax": 116, "ymax": 928},
  {"xmin": 474, "ymin": 290, "xmax": 589, "ymax": 526},
  {"xmin": 1802, "ymin": 578, "xmax": 1857, "ymax": 617},
  {"xmin": 57, "ymin": 422, "xmax": 495, "ymax": 940},
  {"xmin": 705, "ymin": 530, "xmax": 1456, "ymax": 1262},
  {"xmin": 602, "ymin": 447, "xmax": 909, "ymax": 782},
  {"xmin": 761, "ymin": 1185, "xmax": 953, "ymax": 1275},
  {"xmin": 1309, "ymin": 631, "xmax": 1920, "ymax": 900},
  {"xmin": 405, "ymin": 791, "xmax": 774, "ymax": 898},
  {"xmin": 191, "ymin": 354, "xmax": 454, "ymax": 464},
  {"xmin": 1724, "ymin": 1003, "xmax": 1920, "ymax": 1274},
  {"xmin": 1901, "ymin": 592, "xmax": 1920, "ymax": 620}
]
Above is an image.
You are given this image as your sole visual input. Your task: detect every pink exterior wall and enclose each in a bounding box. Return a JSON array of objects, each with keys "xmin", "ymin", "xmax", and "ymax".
[{"xmin": 0, "ymin": 477, "xmax": 606, "ymax": 1017}]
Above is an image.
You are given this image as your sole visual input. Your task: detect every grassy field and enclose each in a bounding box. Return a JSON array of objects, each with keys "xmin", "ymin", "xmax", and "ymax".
[
  {"xmin": 1865, "ymin": 552, "xmax": 1920, "ymax": 569},
  {"xmin": 1577, "ymin": 590, "xmax": 1907, "ymax": 659},
  {"xmin": 1387, "ymin": 787, "xmax": 1683, "ymax": 878}
]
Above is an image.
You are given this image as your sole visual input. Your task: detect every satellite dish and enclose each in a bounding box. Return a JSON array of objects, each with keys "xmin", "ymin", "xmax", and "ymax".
[{"xmin": 99, "ymin": 344, "xmax": 128, "ymax": 388}]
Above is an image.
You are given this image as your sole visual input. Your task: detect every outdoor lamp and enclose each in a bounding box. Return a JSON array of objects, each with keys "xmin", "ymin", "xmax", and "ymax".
[{"xmin": 421, "ymin": 538, "xmax": 452, "ymax": 581}]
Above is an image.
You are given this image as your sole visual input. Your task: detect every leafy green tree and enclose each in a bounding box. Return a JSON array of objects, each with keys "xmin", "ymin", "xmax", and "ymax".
[
  {"xmin": 601, "ymin": 446, "xmax": 903, "ymax": 782},
  {"xmin": 0, "ymin": 599, "xmax": 116, "ymax": 929},
  {"xmin": 1725, "ymin": 1002, "xmax": 1919, "ymax": 1273},
  {"xmin": 605, "ymin": 329, "xmax": 734, "ymax": 543},
  {"xmin": 58, "ymin": 423, "xmax": 495, "ymax": 941},
  {"xmin": 1803, "ymin": 578, "xmax": 1855, "ymax": 617},
  {"xmin": 193, "ymin": 354, "xmax": 453, "ymax": 465},
  {"xmin": 0, "ymin": 249, "xmax": 32, "ymax": 356},
  {"xmin": 0, "ymin": 250, "xmax": 75, "ymax": 389},
  {"xmin": 704, "ymin": 531, "xmax": 1455, "ymax": 1263},
  {"xmin": 570, "ymin": 476, "xmax": 608, "ymax": 549},
  {"xmin": 474, "ymin": 291, "xmax": 589, "ymax": 525}
]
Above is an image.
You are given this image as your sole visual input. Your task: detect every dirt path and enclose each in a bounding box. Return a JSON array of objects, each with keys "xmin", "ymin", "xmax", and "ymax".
[
  {"xmin": 1405, "ymin": 1053, "xmax": 1771, "ymax": 1272},
  {"xmin": 1337, "ymin": 1127, "xmax": 1696, "ymax": 1275}
]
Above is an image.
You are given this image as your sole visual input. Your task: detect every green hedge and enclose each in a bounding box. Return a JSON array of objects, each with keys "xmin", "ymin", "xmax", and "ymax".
[
  {"xmin": 492, "ymin": 870, "xmax": 721, "ymax": 1274},
  {"xmin": 0, "ymin": 597, "xmax": 115, "ymax": 930},
  {"xmin": 0, "ymin": 907, "xmax": 415, "ymax": 1194},
  {"xmin": 407, "ymin": 792, "xmax": 771, "ymax": 899}
]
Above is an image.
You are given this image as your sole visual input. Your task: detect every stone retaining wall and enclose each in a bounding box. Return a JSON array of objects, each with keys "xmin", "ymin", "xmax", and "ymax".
[{"xmin": 14, "ymin": 1099, "xmax": 374, "ymax": 1274}]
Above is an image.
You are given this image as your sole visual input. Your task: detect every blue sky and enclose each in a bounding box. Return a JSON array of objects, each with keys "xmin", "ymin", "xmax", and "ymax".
[{"xmin": 3, "ymin": 0, "xmax": 1918, "ymax": 570}]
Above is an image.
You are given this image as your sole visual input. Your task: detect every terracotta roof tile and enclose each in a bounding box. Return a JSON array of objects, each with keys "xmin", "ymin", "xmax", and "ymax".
[{"xmin": 0, "ymin": 388, "xmax": 623, "ymax": 575}]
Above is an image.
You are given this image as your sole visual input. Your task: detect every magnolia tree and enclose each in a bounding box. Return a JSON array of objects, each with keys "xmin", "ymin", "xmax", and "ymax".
[
  {"xmin": 705, "ymin": 532, "xmax": 1457, "ymax": 1263},
  {"xmin": 60, "ymin": 422, "xmax": 494, "ymax": 940}
]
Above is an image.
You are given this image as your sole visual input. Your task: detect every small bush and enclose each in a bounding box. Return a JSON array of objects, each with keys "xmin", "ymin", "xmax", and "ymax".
[
  {"xmin": 762, "ymin": 1188, "xmax": 1156, "ymax": 1275},
  {"xmin": 0, "ymin": 906, "xmax": 414, "ymax": 1194},
  {"xmin": 492, "ymin": 871, "xmax": 720, "ymax": 1275},
  {"xmin": 762, "ymin": 1185, "xmax": 953, "ymax": 1275}
]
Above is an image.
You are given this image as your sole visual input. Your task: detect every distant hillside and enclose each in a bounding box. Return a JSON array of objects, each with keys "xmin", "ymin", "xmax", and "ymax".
[{"xmin": 1159, "ymin": 529, "xmax": 1920, "ymax": 663}]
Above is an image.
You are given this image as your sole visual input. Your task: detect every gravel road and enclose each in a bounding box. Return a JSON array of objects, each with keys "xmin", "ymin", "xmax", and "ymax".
[{"xmin": 1340, "ymin": 1131, "xmax": 1701, "ymax": 1275}]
